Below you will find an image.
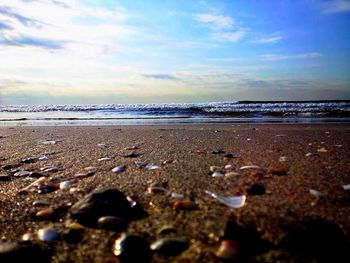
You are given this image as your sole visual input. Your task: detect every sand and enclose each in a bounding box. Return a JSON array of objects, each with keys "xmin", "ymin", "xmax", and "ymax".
[{"xmin": 0, "ymin": 124, "xmax": 349, "ymax": 262}]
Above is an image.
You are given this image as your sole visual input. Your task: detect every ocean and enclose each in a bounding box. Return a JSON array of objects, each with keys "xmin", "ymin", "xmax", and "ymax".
[{"xmin": 0, "ymin": 100, "xmax": 349, "ymax": 126}]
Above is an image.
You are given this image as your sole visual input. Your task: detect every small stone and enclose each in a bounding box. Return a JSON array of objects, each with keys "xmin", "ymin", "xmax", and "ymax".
[
  {"xmin": 309, "ymin": 189, "xmax": 325, "ymax": 199},
  {"xmin": 29, "ymin": 171, "xmax": 45, "ymax": 178},
  {"xmin": 247, "ymin": 184, "xmax": 265, "ymax": 195},
  {"xmin": 112, "ymin": 166, "xmax": 126, "ymax": 173},
  {"xmin": 122, "ymin": 152, "xmax": 140, "ymax": 158},
  {"xmin": 145, "ymin": 164, "xmax": 159, "ymax": 170},
  {"xmin": 279, "ymin": 156, "xmax": 288, "ymax": 162},
  {"xmin": 84, "ymin": 166, "xmax": 96, "ymax": 172},
  {"xmin": 125, "ymin": 146, "xmax": 138, "ymax": 150},
  {"xmin": 147, "ymin": 186, "xmax": 168, "ymax": 194},
  {"xmin": 173, "ymin": 200, "xmax": 198, "ymax": 210},
  {"xmin": 2, "ymin": 164, "xmax": 19, "ymax": 170},
  {"xmin": 224, "ymin": 153, "xmax": 236, "ymax": 159},
  {"xmin": 74, "ymin": 172, "xmax": 94, "ymax": 179},
  {"xmin": 212, "ymin": 171, "xmax": 224, "ymax": 177},
  {"xmin": 97, "ymin": 216, "xmax": 128, "ymax": 232},
  {"xmin": 317, "ymin": 147, "xmax": 328, "ymax": 153},
  {"xmin": 21, "ymin": 157, "xmax": 37, "ymax": 164},
  {"xmin": 59, "ymin": 180, "xmax": 74, "ymax": 190},
  {"xmin": 0, "ymin": 174, "xmax": 11, "ymax": 181},
  {"xmin": 151, "ymin": 237, "xmax": 189, "ymax": 256},
  {"xmin": 21, "ymin": 233, "xmax": 34, "ymax": 241},
  {"xmin": 114, "ymin": 234, "xmax": 152, "ymax": 263},
  {"xmin": 215, "ymin": 240, "xmax": 239, "ymax": 260},
  {"xmin": 14, "ymin": 170, "xmax": 30, "ymax": 177},
  {"xmin": 40, "ymin": 165, "xmax": 58, "ymax": 173},
  {"xmin": 41, "ymin": 140, "xmax": 56, "ymax": 145},
  {"xmin": 170, "ymin": 192, "xmax": 184, "ymax": 200},
  {"xmin": 35, "ymin": 208, "xmax": 54, "ymax": 220},
  {"xmin": 70, "ymin": 188, "xmax": 132, "ymax": 227},
  {"xmin": 97, "ymin": 143, "xmax": 107, "ymax": 148},
  {"xmin": 37, "ymin": 227, "xmax": 59, "ymax": 241},
  {"xmin": 305, "ymin": 152, "xmax": 318, "ymax": 157}
]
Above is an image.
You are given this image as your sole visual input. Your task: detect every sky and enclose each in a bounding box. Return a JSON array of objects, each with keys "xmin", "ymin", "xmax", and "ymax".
[{"xmin": 0, "ymin": 0, "xmax": 349, "ymax": 105}]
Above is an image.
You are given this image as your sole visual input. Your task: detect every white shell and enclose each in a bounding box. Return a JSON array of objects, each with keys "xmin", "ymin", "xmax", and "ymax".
[
  {"xmin": 97, "ymin": 143, "xmax": 107, "ymax": 148},
  {"xmin": 145, "ymin": 164, "xmax": 159, "ymax": 170},
  {"xmin": 239, "ymin": 165, "xmax": 264, "ymax": 170},
  {"xmin": 309, "ymin": 189, "xmax": 325, "ymax": 199},
  {"xmin": 171, "ymin": 192, "xmax": 184, "ymax": 199},
  {"xmin": 39, "ymin": 155, "xmax": 49, "ymax": 161},
  {"xmin": 112, "ymin": 166, "xmax": 125, "ymax": 173},
  {"xmin": 41, "ymin": 140, "xmax": 56, "ymax": 145},
  {"xmin": 37, "ymin": 228, "xmax": 59, "ymax": 241},
  {"xmin": 59, "ymin": 181, "xmax": 74, "ymax": 190},
  {"xmin": 205, "ymin": 190, "xmax": 246, "ymax": 208},
  {"xmin": 224, "ymin": 164, "xmax": 235, "ymax": 171},
  {"xmin": 212, "ymin": 171, "xmax": 224, "ymax": 177},
  {"xmin": 225, "ymin": 172, "xmax": 240, "ymax": 177},
  {"xmin": 98, "ymin": 157, "xmax": 111, "ymax": 161}
]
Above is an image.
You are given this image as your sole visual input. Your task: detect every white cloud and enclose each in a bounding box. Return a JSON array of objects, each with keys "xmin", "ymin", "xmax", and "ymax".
[
  {"xmin": 321, "ymin": 0, "xmax": 350, "ymax": 14},
  {"xmin": 253, "ymin": 33, "xmax": 282, "ymax": 44},
  {"xmin": 213, "ymin": 31, "xmax": 246, "ymax": 42},
  {"xmin": 194, "ymin": 12, "xmax": 246, "ymax": 43},
  {"xmin": 260, "ymin": 52, "xmax": 322, "ymax": 61},
  {"xmin": 195, "ymin": 13, "xmax": 234, "ymax": 30}
]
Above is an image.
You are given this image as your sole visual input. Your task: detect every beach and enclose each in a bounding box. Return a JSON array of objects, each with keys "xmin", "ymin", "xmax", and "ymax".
[{"xmin": 0, "ymin": 124, "xmax": 349, "ymax": 262}]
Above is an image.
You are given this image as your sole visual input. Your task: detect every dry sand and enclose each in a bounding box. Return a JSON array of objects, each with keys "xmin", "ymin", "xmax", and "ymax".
[{"xmin": 0, "ymin": 124, "xmax": 349, "ymax": 262}]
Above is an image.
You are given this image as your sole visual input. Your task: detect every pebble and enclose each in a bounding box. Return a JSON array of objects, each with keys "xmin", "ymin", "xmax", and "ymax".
[
  {"xmin": 122, "ymin": 152, "xmax": 140, "ymax": 158},
  {"xmin": 29, "ymin": 171, "xmax": 45, "ymax": 178},
  {"xmin": 70, "ymin": 188, "xmax": 133, "ymax": 227},
  {"xmin": 0, "ymin": 242, "xmax": 49, "ymax": 262},
  {"xmin": 41, "ymin": 140, "xmax": 56, "ymax": 145},
  {"xmin": 14, "ymin": 170, "xmax": 30, "ymax": 177},
  {"xmin": 97, "ymin": 143, "xmax": 107, "ymax": 148},
  {"xmin": 114, "ymin": 234, "xmax": 152, "ymax": 263},
  {"xmin": 22, "ymin": 233, "xmax": 34, "ymax": 241},
  {"xmin": 40, "ymin": 165, "xmax": 58, "ymax": 173},
  {"xmin": 112, "ymin": 166, "xmax": 126, "ymax": 173},
  {"xmin": 305, "ymin": 152, "xmax": 318, "ymax": 157},
  {"xmin": 21, "ymin": 157, "xmax": 37, "ymax": 164},
  {"xmin": 205, "ymin": 191, "xmax": 246, "ymax": 208},
  {"xmin": 0, "ymin": 174, "xmax": 11, "ymax": 181},
  {"xmin": 97, "ymin": 216, "xmax": 128, "ymax": 232},
  {"xmin": 35, "ymin": 208, "xmax": 54, "ymax": 220},
  {"xmin": 59, "ymin": 180, "xmax": 75, "ymax": 190},
  {"xmin": 145, "ymin": 164, "xmax": 159, "ymax": 170},
  {"xmin": 147, "ymin": 185, "xmax": 168, "ymax": 194},
  {"xmin": 37, "ymin": 227, "xmax": 59, "ymax": 241},
  {"xmin": 212, "ymin": 171, "xmax": 224, "ymax": 177},
  {"xmin": 215, "ymin": 240, "xmax": 239, "ymax": 260},
  {"xmin": 170, "ymin": 192, "xmax": 184, "ymax": 200},
  {"xmin": 247, "ymin": 184, "xmax": 266, "ymax": 195},
  {"xmin": 224, "ymin": 153, "xmax": 236, "ymax": 159},
  {"xmin": 279, "ymin": 156, "xmax": 288, "ymax": 162},
  {"xmin": 151, "ymin": 237, "xmax": 189, "ymax": 256},
  {"xmin": 74, "ymin": 172, "xmax": 94, "ymax": 179},
  {"xmin": 342, "ymin": 184, "xmax": 350, "ymax": 190},
  {"xmin": 317, "ymin": 147, "xmax": 328, "ymax": 153},
  {"xmin": 240, "ymin": 165, "xmax": 264, "ymax": 171}
]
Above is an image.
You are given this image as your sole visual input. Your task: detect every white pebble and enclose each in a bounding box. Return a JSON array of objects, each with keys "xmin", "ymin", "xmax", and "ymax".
[
  {"xmin": 112, "ymin": 166, "xmax": 125, "ymax": 173},
  {"xmin": 212, "ymin": 171, "xmax": 224, "ymax": 177}
]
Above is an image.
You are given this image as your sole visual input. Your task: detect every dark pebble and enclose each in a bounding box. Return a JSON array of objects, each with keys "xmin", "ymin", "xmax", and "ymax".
[
  {"xmin": 247, "ymin": 184, "xmax": 265, "ymax": 195},
  {"xmin": 0, "ymin": 174, "xmax": 11, "ymax": 182},
  {"xmin": 114, "ymin": 234, "xmax": 152, "ymax": 263},
  {"xmin": 97, "ymin": 216, "xmax": 128, "ymax": 232},
  {"xmin": 21, "ymin": 157, "xmax": 37, "ymax": 164},
  {"xmin": 62, "ymin": 228, "xmax": 84, "ymax": 243},
  {"xmin": 151, "ymin": 237, "xmax": 189, "ymax": 257},
  {"xmin": 2, "ymin": 164, "xmax": 20, "ymax": 170},
  {"xmin": 0, "ymin": 242, "xmax": 50, "ymax": 263},
  {"xmin": 70, "ymin": 188, "xmax": 133, "ymax": 227},
  {"xmin": 122, "ymin": 152, "xmax": 140, "ymax": 158}
]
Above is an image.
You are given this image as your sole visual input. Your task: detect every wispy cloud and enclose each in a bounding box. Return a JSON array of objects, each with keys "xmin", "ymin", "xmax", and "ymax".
[
  {"xmin": 260, "ymin": 52, "xmax": 322, "ymax": 61},
  {"xmin": 142, "ymin": 74, "xmax": 179, "ymax": 80},
  {"xmin": 195, "ymin": 13, "xmax": 234, "ymax": 30},
  {"xmin": 253, "ymin": 33, "xmax": 283, "ymax": 44},
  {"xmin": 0, "ymin": 35, "xmax": 64, "ymax": 49},
  {"xmin": 194, "ymin": 12, "xmax": 246, "ymax": 42},
  {"xmin": 321, "ymin": 0, "xmax": 350, "ymax": 14}
]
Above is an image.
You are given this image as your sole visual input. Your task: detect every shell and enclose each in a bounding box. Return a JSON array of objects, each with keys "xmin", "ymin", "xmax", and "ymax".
[
  {"xmin": 212, "ymin": 171, "xmax": 224, "ymax": 177},
  {"xmin": 343, "ymin": 184, "xmax": 350, "ymax": 190},
  {"xmin": 309, "ymin": 189, "xmax": 325, "ymax": 199},
  {"xmin": 35, "ymin": 208, "xmax": 54, "ymax": 219},
  {"xmin": 225, "ymin": 172, "xmax": 240, "ymax": 178},
  {"xmin": 98, "ymin": 157, "xmax": 111, "ymax": 161},
  {"xmin": 59, "ymin": 180, "xmax": 74, "ymax": 190},
  {"xmin": 112, "ymin": 166, "xmax": 126, "ymax": 173},
  {"xmin": 39, "ymin": 156, "xmax": 49, "ymax": 161},
  {"xmin": 240, "ymin": 165, "xmax": 264, "ymax": 171},
  {"xmin": 224, "ymin": 164, "xmax": 235, "ymax": 171},
  {"xmin": 14, "ymin": 170, "xmax": 30, "ymax": 177},
  {"xmin": 205, "ymin": 190, "xmax": 246, "ymax": 208},
  {"xmin": 145, "ymin": 164, "xmax": 159, "ymax": 170}
]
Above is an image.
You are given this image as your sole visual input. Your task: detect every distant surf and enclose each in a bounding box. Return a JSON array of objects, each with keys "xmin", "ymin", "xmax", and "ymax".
[{"xmin": 0, "ymin": 100, "xmax": 349, "ymax": 125}]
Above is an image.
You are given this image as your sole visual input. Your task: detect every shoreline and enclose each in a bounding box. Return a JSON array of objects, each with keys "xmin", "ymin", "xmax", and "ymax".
[{"xmin": 1, "ymin": 124, "xmax": 349, "ymax": 262}]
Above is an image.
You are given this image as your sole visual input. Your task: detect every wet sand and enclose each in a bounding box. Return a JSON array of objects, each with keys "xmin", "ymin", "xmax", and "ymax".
[{"xmin": 0, "ymin": 124, "xmax": 350, "ymax": 262}]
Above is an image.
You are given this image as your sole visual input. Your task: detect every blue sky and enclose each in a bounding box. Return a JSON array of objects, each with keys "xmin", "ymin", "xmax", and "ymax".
[{"xmin": 0, "ymin": 0, "xmax": 349, "ymax": 104}]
